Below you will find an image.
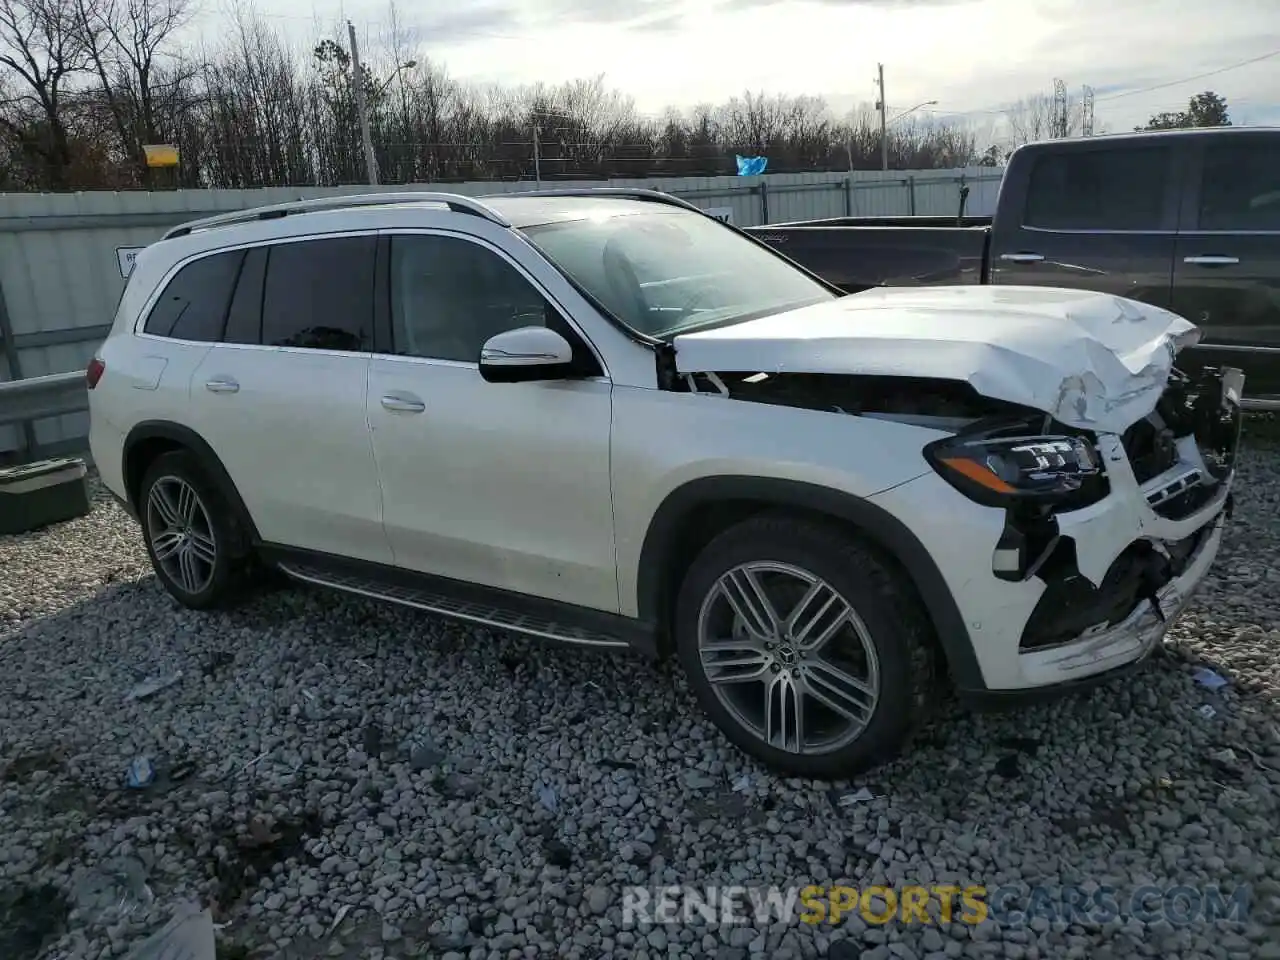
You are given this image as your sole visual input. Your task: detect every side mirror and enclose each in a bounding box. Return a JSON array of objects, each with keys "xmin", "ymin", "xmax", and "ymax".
[{"xmin": 478, "ymin": 326, "xmax": 576, "ymax": 383}]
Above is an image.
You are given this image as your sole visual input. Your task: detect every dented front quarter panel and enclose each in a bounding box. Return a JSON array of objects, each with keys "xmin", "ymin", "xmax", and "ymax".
[{"xmin": 673, "ymin": 285, "xmax": 1201, "ymax": 435}]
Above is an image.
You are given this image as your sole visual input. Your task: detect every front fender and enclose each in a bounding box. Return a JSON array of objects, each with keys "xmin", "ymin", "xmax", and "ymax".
[{"xmin": 629, "ymin": 473, "xmax": 983, "ymax": 690}]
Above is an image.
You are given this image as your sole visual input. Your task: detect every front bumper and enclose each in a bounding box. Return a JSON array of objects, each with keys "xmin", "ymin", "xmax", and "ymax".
[
  {"xmin": 869, "ymin": 370, "xmax": 1239, "ymax": 694},
  {"xmin": 1013, "ymin": 508, "xmax": 1224, "ymax": 688}
]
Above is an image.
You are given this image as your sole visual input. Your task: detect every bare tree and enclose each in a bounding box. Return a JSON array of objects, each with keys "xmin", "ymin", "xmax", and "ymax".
[
  {"xmin": 0, "ymin": 0, "xmax": 91, "ymax": 187},
  {"xmin": 1, "ymin": 2, "xmax": 1000, "ymax": 190},
  {"xmin": 73, "ymin": 0, "xmax": 194, "ymax": 185},
  {"xmin": 1005, "ymin": 90, "xmax": 1082, "ymax": 147},
  {"xmin": 1004, "ymin": 93, "xmax": 1054, "ymax": 146}
]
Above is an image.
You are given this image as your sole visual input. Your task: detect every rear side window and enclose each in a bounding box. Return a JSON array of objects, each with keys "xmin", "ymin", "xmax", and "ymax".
[
  {"xmin": 260, "ymin": 236, "xmax": 376, "ymax": 351},
  {"xmin": 1198, "ymin": 141, "xmax": 1280, "ymax": 231},
  {"xmin": 1024, "ymin": 147, "xmax": 1169, "ymax": 231},
  {"xmin": 142, "ymin": 250, "xmax": 244, "ymax": 340}
]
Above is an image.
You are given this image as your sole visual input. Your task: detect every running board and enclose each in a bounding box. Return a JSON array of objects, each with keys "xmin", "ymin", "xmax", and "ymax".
[{"xmin": 277, "ymin": 562, "xmax": 632, "ymax": 649}]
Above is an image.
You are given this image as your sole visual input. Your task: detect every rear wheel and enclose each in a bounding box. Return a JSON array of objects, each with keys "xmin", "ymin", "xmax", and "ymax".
[
  {"xmin": 674, "ymin": 513, "xmax": 937, "ymax": 778},
  {"xmin": 138, "ymin": 450, "xmax": 247, "ymax": 609}
]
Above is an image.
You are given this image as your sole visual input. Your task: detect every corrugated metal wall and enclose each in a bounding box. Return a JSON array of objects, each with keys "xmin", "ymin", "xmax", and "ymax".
[{"xmin": 0, "ymin": 166, "xmax": 1003, "ymax": 454}]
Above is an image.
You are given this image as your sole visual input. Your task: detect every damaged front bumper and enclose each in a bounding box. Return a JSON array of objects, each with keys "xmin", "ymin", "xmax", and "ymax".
[
  {"xmin": 869, "ymin": 365, "xmax": 1241, "ymax": 695},
  {"xmin": 1016, "ymin": 507, "xmax": 1225, "ymax": 688}
]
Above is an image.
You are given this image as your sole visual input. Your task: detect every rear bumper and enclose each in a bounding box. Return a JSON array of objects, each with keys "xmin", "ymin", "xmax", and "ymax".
[{"xmin": 87, "ymin": 411, "xmax": 129, "ymax": 508}]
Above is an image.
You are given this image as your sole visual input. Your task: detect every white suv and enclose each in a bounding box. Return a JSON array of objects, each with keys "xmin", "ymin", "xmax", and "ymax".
[{"xmin": 87, "ymin": 189, "xmax": 1243, "ymax": 777}]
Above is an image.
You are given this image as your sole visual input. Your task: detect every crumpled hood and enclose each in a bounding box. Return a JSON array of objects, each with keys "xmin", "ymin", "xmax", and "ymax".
[{"xmin": 672, "ymin": 285, "xmax": 1201, "ymax": 434}]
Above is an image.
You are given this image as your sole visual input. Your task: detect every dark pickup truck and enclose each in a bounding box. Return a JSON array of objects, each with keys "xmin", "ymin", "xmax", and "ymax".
[{"xmin": 745, "ymin": 127, "xmax": 1280, "ymax": 405}]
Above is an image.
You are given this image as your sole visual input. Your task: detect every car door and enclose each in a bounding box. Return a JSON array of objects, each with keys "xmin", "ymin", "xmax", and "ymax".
[
  {"xmin": 1170, "ymin": 132, "xmax": 1280, "ymax": 398},
  {"xmin": 125, "ymin": 248, "xmax": 243, "ymax": 440},
  {"xmin": 186, "ymin": 233, "xmax": 393, "ymax": 565},
  {"xmin": 988, "ymin": 140, "xmax": 1180, "ymax": 308},
  {"xmin": 366, "ymin": 229, "xmax": 618, "ymax": 613}
]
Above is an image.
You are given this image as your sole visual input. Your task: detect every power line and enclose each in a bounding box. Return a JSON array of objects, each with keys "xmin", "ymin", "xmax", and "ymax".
[{"xmin": 1095, "ymin": 48, "xmax": 1280, "ymax": 102}]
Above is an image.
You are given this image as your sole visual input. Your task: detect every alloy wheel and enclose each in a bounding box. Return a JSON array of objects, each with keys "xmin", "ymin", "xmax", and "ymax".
[
  {"xmin": 145, "ymin": 476, "xmax": 218, "ymax": 595},
  {"xmin": 696, "ymin": 560, "xmax": 881, "ymax": 755}
]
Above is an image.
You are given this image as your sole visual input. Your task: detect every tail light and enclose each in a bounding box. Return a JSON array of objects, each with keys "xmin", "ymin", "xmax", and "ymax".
[{"xmin": 86, "ymin": 357, "xmax": 105, "ymax": 389}]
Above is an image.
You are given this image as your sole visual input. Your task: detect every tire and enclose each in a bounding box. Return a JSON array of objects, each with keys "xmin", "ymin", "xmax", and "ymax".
[
  {"xmin": 137, "ymin": 450, "xmax": 248, "ymax": 610},
  {"xmin": 674, "ymin": 513, "xmax": 938, "ymax": 779}
]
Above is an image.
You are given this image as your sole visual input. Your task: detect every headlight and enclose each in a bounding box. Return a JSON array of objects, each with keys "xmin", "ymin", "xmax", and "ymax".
[{"xmin": 924, "ymin": 430, "xmax": 1104, "ymax": 508}]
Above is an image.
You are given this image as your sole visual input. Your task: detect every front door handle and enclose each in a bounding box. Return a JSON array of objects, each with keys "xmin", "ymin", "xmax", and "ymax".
[
  {"xmin": 999, "ymin": 252, "xmax": 1045, "ymax": 263},
  {"xmin": 205, "ymin": 377, "xmax": 239, "ymax": 394},
  {"xmin": 381, "ymin": 395, "xmax": 425, "ymax": 413},
  {"xmin": 1183, "ymin": 255, "xmax": 1240, "ymax": 266}
]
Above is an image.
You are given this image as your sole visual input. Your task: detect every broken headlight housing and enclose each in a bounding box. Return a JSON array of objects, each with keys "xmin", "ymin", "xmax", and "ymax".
[{"xmin": 924, "ymin": 427, "xmax": 1106, "ymax": 510}]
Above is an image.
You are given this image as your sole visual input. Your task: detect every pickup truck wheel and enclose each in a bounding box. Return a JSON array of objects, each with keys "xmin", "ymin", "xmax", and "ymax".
[
  {"xmin": 674, "ymin": 514, "xmax": 936, "ymax": 779},
  {"xmin": 138, "ymin": 450, "xmax": 247, "ymax": 610}
]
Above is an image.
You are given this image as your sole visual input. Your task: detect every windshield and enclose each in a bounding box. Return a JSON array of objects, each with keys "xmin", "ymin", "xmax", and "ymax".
[{"xmin": 521, "ymin": 209, "xmax": 837, "ymax": 339}]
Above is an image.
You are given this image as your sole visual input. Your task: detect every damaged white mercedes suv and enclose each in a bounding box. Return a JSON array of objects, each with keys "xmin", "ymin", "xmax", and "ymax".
[{"xmin": 87, "ymin": 189, "xmax": 1243, "ymax": 777}]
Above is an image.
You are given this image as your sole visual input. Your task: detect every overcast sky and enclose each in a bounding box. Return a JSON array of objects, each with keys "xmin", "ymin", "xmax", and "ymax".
[{"xmin": 213, "ymin": 0, "xmax": 1280, "ymax": 135}]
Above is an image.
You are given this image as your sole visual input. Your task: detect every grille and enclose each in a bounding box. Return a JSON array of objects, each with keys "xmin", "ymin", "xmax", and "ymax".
[{"xmin": 1121, "ymin": 417, "xmax": 1178, "ymax": 485}]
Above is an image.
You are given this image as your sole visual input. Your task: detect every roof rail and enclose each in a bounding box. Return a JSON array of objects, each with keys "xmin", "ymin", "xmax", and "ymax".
[
  {"xmin": 485, "ymin": 187, "xmax": 705, "ymax": 215},
  {"xmin": 162, "ymin": 191, "xmax": 511, "ymax": 240}
]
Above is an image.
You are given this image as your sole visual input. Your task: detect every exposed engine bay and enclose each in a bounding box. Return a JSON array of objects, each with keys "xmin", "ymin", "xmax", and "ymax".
[
  {"xmin": 674, "ymin": 369, "xmax": 1033, "ymax": 428},
  {"xmin": 666, "ymin": 361, "xmax": 1242, "ymax": 504}
]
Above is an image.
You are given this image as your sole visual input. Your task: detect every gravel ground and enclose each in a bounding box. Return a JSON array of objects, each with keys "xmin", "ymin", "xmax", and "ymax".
[{"xmin": 2, "ymin": 435, "xmax": 1279, "ymax": 960}]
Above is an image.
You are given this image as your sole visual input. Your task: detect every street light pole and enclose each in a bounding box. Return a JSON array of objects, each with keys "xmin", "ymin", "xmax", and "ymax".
[
  {"xmin": 887, "ymin": 100, "xmax": 940, "ymax": 125},
  {"xmin": 877, "ymin": 63, "xmax": 888, "ymax": 171},
  {"xmin": 532, "ymin": 122, "xmax": 541, "ymax": 186},
  {"xmin": 348, "ymin": 20, "xmax": 378, "ymax": 186}
]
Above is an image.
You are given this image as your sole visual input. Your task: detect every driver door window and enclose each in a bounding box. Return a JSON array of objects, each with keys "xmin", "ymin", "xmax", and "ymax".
[{"xmin": 389, "ymin": 234, "xmax": 551, "ymax": 362}]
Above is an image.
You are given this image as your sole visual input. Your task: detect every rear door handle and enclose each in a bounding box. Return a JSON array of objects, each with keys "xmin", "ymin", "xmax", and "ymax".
[
  {"xmin": 999, "ymin": 252, "xmax": 1045, "ymax": 263},
  {"xmin": 1183, "ymin": 255, "xmax": 1240, "ymax": 266},
  {"xmin": 205, "ymin": 377, "xmax": 239, "ymax": 394},
  {"xmin": 381, "ymin": 395, "xmax": 425, "ymax": 413}
]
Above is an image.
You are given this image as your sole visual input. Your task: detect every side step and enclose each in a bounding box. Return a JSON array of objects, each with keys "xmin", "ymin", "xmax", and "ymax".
[{"xmin": 278, "ymin": 562, "xmax": 631, "ymax": 649}]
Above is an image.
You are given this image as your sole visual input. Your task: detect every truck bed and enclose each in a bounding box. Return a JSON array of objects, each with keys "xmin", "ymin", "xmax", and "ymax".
[{"xmin": 744, "ymin": 221, "xmax": 991, "ymax": 293}]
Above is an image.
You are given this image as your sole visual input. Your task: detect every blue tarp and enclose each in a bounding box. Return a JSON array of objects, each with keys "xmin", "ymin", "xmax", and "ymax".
[{"xmin": 735, "ymin": 155, "xmax": 768, "ymax": 176}]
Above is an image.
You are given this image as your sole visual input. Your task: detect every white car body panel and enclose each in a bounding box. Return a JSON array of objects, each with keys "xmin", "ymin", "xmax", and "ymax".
[
  {"xmin": 89, "ymin": 334, "xmax": 213, "ymax": 503},
  {"xmin": 368, "ymin": 355, "xmax": 619, "ymax": 612},
  {"xmin": 672, "ymin": 285, "xmax": 1200, "ymax": 435},
  {"xmin": 609, "ymin": 383, "xmax": 948, "ymax": 618},
  {"xmin": 185, "ymin": 344, "xmax": 393, "ymax": 565}
]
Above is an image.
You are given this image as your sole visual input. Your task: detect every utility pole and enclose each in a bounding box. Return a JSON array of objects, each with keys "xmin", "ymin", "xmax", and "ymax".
[
  {"xmin": 532, "ymin": 120, "xmax": 541, "ymax": 187},
  {"xmin": 876, "ymin": 63, "xmax": 888, "ymax": 171},
  {"xmin": 348, "ymin": 20, "xmax": 378, "ymax": 186}
]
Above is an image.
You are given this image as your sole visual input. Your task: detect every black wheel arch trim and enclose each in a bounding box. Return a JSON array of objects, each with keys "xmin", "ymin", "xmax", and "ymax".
[
  {"xmin": 122, "ymin": 420, "xmax": 262, "ymax": 546},
  {"xmin": 635, "ymin": 475, "xmax": 986, "ymax": 691}
]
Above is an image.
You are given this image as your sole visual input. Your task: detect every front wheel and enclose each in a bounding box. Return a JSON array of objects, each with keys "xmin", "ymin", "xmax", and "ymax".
[
  {"xmin": 674, "ymin": 514, "xmax": 938, "ymax": 779},
  {"xmin": 138, "ymin": 450, "xmax": 247, "ymax": 610}
]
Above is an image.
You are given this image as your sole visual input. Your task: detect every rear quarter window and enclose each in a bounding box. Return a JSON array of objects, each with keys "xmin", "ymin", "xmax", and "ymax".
[
  {"xmin": 142, "ymin": 250, "xmax": 245, "ymax": 341},
  {"xmin": 1024, "ymin": 146, "xmax": 1170, "ymax": 232}
]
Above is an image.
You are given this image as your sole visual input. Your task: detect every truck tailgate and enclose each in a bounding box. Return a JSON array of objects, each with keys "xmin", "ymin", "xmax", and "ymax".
[{"xmin": 744, "ymin": 225, "xmax": 991, "ymax": 293}]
